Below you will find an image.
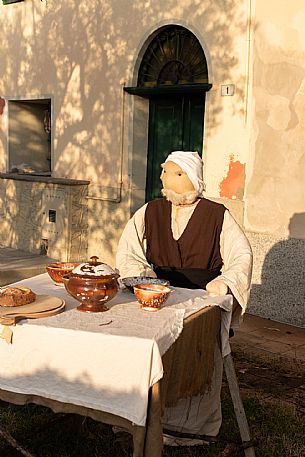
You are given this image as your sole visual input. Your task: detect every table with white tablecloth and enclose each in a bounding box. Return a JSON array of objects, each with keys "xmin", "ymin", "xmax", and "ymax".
[{"xmin": 0, "ymin": 273, "xmax": 233, "ymax": 457}]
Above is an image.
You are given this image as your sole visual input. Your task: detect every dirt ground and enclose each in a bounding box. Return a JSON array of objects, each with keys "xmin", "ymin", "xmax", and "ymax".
[{"xmin": 231, "ymin": 345, "xmax": 305, "ymax": 418}]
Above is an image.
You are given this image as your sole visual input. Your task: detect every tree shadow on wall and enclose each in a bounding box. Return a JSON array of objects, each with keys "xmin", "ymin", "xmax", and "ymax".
[
  {"xmin": 0, "ymin": 0, "xmax": 248, "ymax": 259},
  {"xmin": 249, "ymin": 213, "xmax": 305, "ymax": 328}
]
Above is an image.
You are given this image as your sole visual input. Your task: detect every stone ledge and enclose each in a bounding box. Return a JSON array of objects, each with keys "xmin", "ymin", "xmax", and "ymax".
[{"xmin": 0, "ymin": 173, "xmax": 90, "ymax": 186}]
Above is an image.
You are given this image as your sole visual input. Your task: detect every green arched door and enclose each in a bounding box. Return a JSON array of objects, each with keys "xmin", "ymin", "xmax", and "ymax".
[
  {"xmin": 146, "ymin": 93, "xmax": 205, "ymax": 201},
  {"xmin": 125, "ymin": 25, "xmax": 211, "ymax": 202}
]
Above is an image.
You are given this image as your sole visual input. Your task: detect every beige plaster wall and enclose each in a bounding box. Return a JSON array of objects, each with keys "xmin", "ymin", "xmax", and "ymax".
[
  {"xmin": 0, "ymin": 0, "xmax": 251, "ymax": 264},
  {"xmin": 0, "ymin": 0, "xmax": 250, "ymax": 189},
  {"xmin": 245, "ymin": 0, "xmax": 305, "ymax": 240}
]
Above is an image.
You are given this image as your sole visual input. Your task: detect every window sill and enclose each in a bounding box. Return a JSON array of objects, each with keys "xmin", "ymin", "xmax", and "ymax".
[
  {"xmin": 0, "ymin": 172, "xmax": 90, "ymax": 186},
  {"xmin": 2, "ymin": 0, "xmax": 24, "ymax": 5}
]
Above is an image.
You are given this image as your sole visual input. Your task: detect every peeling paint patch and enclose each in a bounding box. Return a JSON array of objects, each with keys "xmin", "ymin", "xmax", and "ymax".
[{"xmin": 219, "ymin": 155, "xmax": 245, "ymax": 200}]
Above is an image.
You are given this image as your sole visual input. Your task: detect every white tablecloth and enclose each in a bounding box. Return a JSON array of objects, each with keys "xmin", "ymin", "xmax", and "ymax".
[{"xmin": 0, "ymin": 273, "xmax": 232, "ymax": 426}]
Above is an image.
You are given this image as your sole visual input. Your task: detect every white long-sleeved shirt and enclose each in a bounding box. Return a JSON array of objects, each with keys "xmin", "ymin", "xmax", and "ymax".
[{"xmin": 116, "ymin": 200, "xmax": 253, "ymax": 325}]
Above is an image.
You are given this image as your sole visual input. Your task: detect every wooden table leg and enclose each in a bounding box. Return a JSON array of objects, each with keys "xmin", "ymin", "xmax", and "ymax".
[
  {"xmin": 224, "ymin": 353, "xmax": 256, "ymax": 457},
  {"xmin": 132, "ymin": 425, "xmax": 146, "ymax": 457},
  {"xmin": 143, "ymin": 383, "xmax": 163, "ymax": 457},
  {"xmin": 0, "ymin": 425, "xmax": 36, "ymax": 457}
]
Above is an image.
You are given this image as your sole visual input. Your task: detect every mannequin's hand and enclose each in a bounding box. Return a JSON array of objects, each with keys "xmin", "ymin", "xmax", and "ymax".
[{"xmin": 206, "ymin": 279, "xmax": 228, "ymax": 296}]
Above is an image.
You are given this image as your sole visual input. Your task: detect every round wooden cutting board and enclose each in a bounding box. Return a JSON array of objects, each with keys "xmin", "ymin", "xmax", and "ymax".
[{"xmin": 0, "ymin": 295, "xmax": 65, "ymax": 325}]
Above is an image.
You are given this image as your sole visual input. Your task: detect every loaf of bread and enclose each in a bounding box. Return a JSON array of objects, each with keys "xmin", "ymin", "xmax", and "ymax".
[{"xmin": 0, "ymin": 287, "xmax": 36, "ymax": 307}]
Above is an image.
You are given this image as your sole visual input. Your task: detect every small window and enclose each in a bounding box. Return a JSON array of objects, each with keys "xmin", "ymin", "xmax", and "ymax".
[{"xmin": 8, "ymin": 99, "xmax": 52, "ymax": 175}]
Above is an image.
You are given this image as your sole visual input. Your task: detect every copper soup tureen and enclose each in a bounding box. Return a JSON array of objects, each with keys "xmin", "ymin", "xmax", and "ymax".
[{"xmin": 63, "ymin": 256, "xmax": 119, "ymax": 312}]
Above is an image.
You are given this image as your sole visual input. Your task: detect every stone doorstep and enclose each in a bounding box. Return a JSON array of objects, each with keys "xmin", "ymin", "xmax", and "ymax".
[
  {"xmin": 0, "ymin": 258, "xmax": 55, "ymax": 270},
  {"xmin": 239, "ymin": 314, "xmax": 305, "ymax": 337},
  {"xmin": 236, "ymin": 322, "xmax": 305, "ymax": 346},
  {"xmin": 0, "ymin": 266, "xmax": 48, "ymax": 287},
  {"xmin": 232, "ymin": 333, "xmax": 294, "ymax": 356},
  {"xmin": 231, "ymin": 339, "xmax": 305, "ymax": 365},
  {"xmin": 0, "ymin": 246, "xmax": 57, "ymax": 269},
  {"xmin": 233, "ymin": 314, "xmax": 305, "ymax": 362},
  {"xmin": 0, "ymin": 247, "xmax": 57, "ymax": 286}
]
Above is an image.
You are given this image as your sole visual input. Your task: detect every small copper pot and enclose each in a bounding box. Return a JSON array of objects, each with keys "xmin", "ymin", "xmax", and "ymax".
[
  {"xmin": 133, "ymin": 283, "xmax": 172, "ymax": 311},
  {"xmin": 64, "ymin": 256, "xmax": 119, "ymax": 312}
]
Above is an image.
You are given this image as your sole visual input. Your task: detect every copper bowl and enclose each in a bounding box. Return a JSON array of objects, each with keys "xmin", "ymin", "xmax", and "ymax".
[
  {"xmin": 64, "ymin": 274, "xmax": 119, "ymax": 313},
  {"xmin": 46, "ymin": 262, "xmax": 80, "ymax": 285},
  {"xmin": 133, "ymin": 283, "xmax": 172, "ymax": 311}
]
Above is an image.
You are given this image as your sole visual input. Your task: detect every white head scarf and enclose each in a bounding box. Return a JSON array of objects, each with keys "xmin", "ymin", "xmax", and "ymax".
[{"xmin": 164, "ymin": 151, "xmax": 205, "ymax": 195}]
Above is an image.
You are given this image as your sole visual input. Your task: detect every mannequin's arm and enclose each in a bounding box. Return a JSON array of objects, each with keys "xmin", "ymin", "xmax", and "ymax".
[
  {"xmin": 206, "ymin": 210, "xmax": 253, "ymax": 325},
  {"xmin": 116, "ymin": 204, "xmax": 156, "ymax": 278}
]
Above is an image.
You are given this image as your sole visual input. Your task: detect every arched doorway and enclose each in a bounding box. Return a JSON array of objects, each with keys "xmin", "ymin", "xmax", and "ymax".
[{"xmin": 125, "ymin": 25, "xmax": 211, "ymax": 201}]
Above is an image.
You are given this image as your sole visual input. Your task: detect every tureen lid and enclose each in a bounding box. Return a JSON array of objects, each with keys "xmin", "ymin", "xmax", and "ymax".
[{"xmin": 71, "ymin": 256, "xmax": 119, "ymax": 278}]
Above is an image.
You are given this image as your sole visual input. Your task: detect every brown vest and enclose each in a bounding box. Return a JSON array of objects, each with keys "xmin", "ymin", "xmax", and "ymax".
[{"xmin": 145, "ymin": 198, "xmax": 225, "ymax": 288}]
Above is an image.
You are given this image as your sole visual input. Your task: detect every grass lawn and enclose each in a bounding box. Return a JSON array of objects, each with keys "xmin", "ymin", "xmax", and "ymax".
[{"xmin": 1, "ymin": 349, "xmax": 304, "ymax": 457}]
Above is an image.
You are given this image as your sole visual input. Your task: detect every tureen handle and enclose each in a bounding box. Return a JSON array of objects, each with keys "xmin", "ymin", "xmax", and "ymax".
[{"xmin": 90, "ymin": 256, "xmax": 99, "ymax": 266}]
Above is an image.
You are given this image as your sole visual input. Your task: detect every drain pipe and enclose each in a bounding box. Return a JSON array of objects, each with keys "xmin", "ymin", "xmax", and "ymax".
[{"xmin": 86, "ymin": 80, "xmax": 126, "ymax": 203}]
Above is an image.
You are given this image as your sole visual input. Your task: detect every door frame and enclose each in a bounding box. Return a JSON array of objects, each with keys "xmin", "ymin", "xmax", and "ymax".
[
  {"xmin": 125, "ymin": 86, "xmax": 212, "ymax": 214},
  {"xmin": 145, "ymin": 92, "xmax": 206, "ymax": 202}
]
